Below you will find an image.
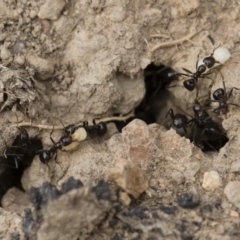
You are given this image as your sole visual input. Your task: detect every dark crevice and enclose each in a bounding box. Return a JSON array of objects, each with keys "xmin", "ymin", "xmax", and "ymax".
[{"xmin": 113, "ymin": 63, "xmax": 229, "ymax": 152}]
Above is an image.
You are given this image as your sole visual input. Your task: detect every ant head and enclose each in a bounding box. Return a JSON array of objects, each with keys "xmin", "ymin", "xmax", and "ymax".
[
  {"xmin": 183, "ymin": 79, "xmax": 195, "ymax": 91},
  {"xmin": 197, "ymin": 64, "xmax": 206, "ymax": 74},
  {"xmin": 203, "ymin": 56, "xmax": 216, "ymax": 68},
  {"xmin": 162, "ymin": 69, "xmax": 178, "ymax": 85},
  {"xmin": 96, "ymin": 122, "xmax": 107, "ymax": 136},
  {"xmin": 64, "ymin": 124, "xmax": 76, "ymax": 135},
  {"xmin": 38, "ymin": 150, "xmax": 53, "ymax": 164},
  {"xmin": 173, "ymin": 114, "xmax": 188, "ymax": 128},
  {"xmin": 213, "ymin": 88, "xmax": 224, "ymax": 100}
]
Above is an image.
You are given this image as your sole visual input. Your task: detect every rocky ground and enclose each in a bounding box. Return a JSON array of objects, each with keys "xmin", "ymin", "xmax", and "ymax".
[{"xmin": 1, "ymin": 0, "xmax": 240, "ymax": 239}]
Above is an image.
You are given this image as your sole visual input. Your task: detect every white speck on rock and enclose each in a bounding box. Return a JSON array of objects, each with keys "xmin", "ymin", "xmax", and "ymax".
[{"xmin": 202, "ymin": 171, "xmax": 221, "ymax": 191}]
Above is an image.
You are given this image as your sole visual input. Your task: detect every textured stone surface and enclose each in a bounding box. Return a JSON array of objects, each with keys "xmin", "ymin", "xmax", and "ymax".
[
  {"xmin": 224, "ymin": 181, "xmax": 240, "ymax": 209},
  {"xmin": 108, "ymin": 158, "xmax": 148, "ymax": 198},
  {"xmin": 38, "ymin": 0, "xmax": 66, "ymax": 20}
]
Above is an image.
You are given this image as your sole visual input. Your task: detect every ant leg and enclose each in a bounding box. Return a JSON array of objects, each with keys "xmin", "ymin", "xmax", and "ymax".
[
  {"xmin": 201, "ymin": 128, "xmax": 226, "ymax": 138},
  {"xmin": 54, "ymin": 117, "xmax": 68, "ymax": 134},
  {"xmin": 161, "ymin": 108, "xmax": 175, "ymax": 127},
  {"xmin": 202, "ymin": 140, "xmax": 218, "ymax": 152},
  {"xmin": 195, "ymin": 53, "xmax": 200, "ymax": 70},
  {"xmin": 182, "ymin": 68, "xmax": 194, "ymax": 74},
  {"xmin": 165, "ymin": 109, "xmax": 174, "ymax": 121},
  {"xmin": 206, "ymin": 99, "xmax": 220, "ymax": 104},
  {"xmin": 195, "ymin": 84, "xmax": 199, "ymax": 100},
  {"xmin": 54, "ymin": 152, "xmax": 62, "ymax": 169},
  {"xmin": 177, "ymin": 106, "xmax": 193, "ymax": 119},
  {"xmin": 228, "ymin": 102, "xmax": 240, "ymax": 108},
  {"xmin": 177, "ymin": 73, "xmax": 192, "ymax": 78},
  {"xmin": 49, "ymin": 128, "xmax": 56, "ymax": 145},
  {"xmin": 167, "ymin": 84, "xmax": 183, "ymax": 89},
  {"xmin": 0, "ymin": 163, "xmax": 18, "ymax": 169},
  {"xmin": 14, "ymin": 158, "xmax": 19, "ymax": 169},
  {"xmin": 228, "ymin": 87, "xmax": 240, "ymax": 100}
]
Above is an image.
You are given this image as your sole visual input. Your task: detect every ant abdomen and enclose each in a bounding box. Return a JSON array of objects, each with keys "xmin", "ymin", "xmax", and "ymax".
[
  {"xmin": 183, "ymin": 80, "xmax": 195, "ymax": 91},
  {"xmin": 173, "ymin": 114, "xmax": 188, "ymax": 128}
]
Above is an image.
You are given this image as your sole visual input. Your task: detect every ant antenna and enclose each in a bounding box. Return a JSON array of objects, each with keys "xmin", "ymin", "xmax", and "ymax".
[
  {"xmin": 176, "ymin": 106, "xmax": 193, "ymax": 119},
  {"xmin": 53, "ymin": 116, "xmax": 66, "ymax": 129}
]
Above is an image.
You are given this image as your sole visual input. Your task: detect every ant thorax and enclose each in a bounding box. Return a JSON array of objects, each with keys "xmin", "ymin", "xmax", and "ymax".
[{"xmin": 61, "ymin": 127, "xmax": 87, "ymax": 151}]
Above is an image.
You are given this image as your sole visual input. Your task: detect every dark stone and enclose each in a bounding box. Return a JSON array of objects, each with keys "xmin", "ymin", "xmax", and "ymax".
[
  {"xmin": 61, "ymin": 177, "xmax": 83, "ymax": 193},
  {"xmin": 177, "ymin": 193, "xmax": 200, "ymax": 209},
  {"xmin": 91, "ymin": 180, "xmax": 111, "ymax": 201},
  {"xmin": 160, "ymin": 205, "xmax": 178, "ymax": 214}
]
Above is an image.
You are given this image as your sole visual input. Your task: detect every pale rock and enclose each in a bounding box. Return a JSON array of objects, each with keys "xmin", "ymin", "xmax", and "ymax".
[
  {"xmin": 1, "ymin": 188, "xmax": 30, "ymax": 213},
  {"xmin": 224, "ymin": 181, "xmax": 240, "ymax": 209},
  {"xmin": 230, "ymin": 210, "xmax": 239, "ymax": 218},
  {"xmin": 29, "ymin": 10, "xmax": 37, "ymax": 19},
  {"xmin": 14, "ymin": 54, "xmax": 25, "ymax": 65},
  {"xmin": 171, "ymin": 171, "xmax": 185, "ymax": 185},
  {"xmin": 184, "ymin": 161, "xmax": 200, "ymax": 180},
  {"xmin": 122, "ymin": 119, "xmax": 151, "ymax": 164},
  {"xmin": 230, "ymin": 160, "xmax": 240, "ymax": 172},
  {"xmin": 108, "ymin": 158, "xmax": 148, "ymax": 198},
  {"xmin": 0, "ymin": 46, "xmax": 12, "ymax": 60},
  {"xmin": 38, "ymin": 0, "xmax": 66, "ymax": 20},
  {"xmin": 202, "ymin": 171, "xmax": 221, "ymax": 191}
]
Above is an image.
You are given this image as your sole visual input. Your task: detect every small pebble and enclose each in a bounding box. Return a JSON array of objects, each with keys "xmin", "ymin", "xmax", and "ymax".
[
  {"xmin": 0, "ymin": 46, "xmax": 12, "ymax": 60},
  {"xmin": 171, "ymin": 171, "xmax": 185, "ymax": 185},
  {"xmin": 29, "ymin": 10, "xmax": 37, "ymax": 19},
  {"xmin": 177, "ymin": 193, "xmax": 200, "ymax": 209},
  {"xmin": 230, "ymin": 210, "xmax": 239, "ymax": 218},
  {"xmin": 202, "ymin": 171, "xmax": 221, "ymax": 191}
]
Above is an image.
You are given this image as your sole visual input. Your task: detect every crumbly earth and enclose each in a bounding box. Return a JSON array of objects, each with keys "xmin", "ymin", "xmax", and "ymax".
[{"xmin": 1, "ymin": 0, "xmax": 240, "ymax": 239}]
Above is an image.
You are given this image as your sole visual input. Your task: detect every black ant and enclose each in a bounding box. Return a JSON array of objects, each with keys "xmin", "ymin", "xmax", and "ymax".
[
  {"xmin": 163, "ymin": 101, "xmax": 228, "ymax": 151},
  {"xmin": 163, "ymin": 108, "xmax": 191, "ymax": 136},
  {"xmin": 0, "ymin": 127, "xmax": 31, "ymax": 169},
  {"xmin": 36, "ymin": 126, "xmax": 87, "ymax": 164},
  {"xmin": 37, "ymin": 120, "xmax": 107, "ymax": 164},
  {"xmin": 177, "ymin": 46, "xmax": 230, "ymax": 92},
  {"xmin": 189, "ymin": 100, "xmax": 228, "ymax": 151},
  {"xmin": 209, "ymin": 80, "xmax": 240, "ymax": 115}
]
